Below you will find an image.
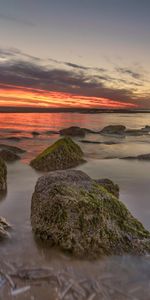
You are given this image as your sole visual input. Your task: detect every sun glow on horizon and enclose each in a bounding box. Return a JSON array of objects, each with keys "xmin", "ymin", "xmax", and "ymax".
[{"xmin": 0, "ymin": 84, "xmax": 137, "ymax": 109}]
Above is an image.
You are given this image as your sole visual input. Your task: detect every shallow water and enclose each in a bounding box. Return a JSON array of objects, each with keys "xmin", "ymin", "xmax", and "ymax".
[{"xmin": 0, "ymin": 112, "xmax": 150, "ymax": 299}]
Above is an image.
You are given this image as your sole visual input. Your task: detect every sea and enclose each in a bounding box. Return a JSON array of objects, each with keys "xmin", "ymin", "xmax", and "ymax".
[{"xmin": 0, "ymin": 112, "xmax": 150, "ymax": 299}]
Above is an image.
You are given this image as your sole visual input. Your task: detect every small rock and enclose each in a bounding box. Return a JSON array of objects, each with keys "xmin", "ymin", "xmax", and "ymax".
[
  {"xmin": 30, "ymin": 137, "xmax": 85, "ymax": 171},
  {"xmin": 100, "ymin": 125, "xmax": 126, "ymax": 135},
  {"xmin": 0, "ymin": 217, "xmax": 11, "ymax": 239},
  {"xmin": 0, "ymin": 144, "xmax": 26, "ymax": 154},
  {"xmin": 0, "ymin": 149, "xmax": 20, "ymax": 162},
  {"xmin": 60, "ymin": 126, "xmax": 86, "ymax": 137},
  {"xmin": 0, "ymin": 158, "xmax": 7, "ymax": 191}
]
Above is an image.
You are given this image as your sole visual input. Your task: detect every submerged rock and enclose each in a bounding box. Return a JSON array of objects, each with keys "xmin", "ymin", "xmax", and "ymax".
[
  {"xmin": 0, "ymin": 217, "xmax": 11, "ymax": 239},
  {"xmin": 0, "ymin": 149, "xmax": 20, "ymax": 162},
  {"xmin": 96, "ymin": 178, "xmax": 119, "ymax": 198},
  {"xmin": 0, "ymin": 158, "xmax": 7, "ymax": 191},
  {"xmin": 0, "ymin": 144, "xmax": 26, "ymax": 154},
  {"xmin": 31, "ymin": 170, "xmax": 150, "ymax": 258},
  {"xmin": 30, "ymin": 137, "xmax": 85, "ymax": 171},
  {"xmin": 125, "ymin": 129, "xmax": 145, "ymax": 136},
  {"xmin": 60, "ymin": 126, "xmax": 86, "ymax": 137},
  {"xmin": 121, "ymin": 153, "xmax": 150, "ymax": 160},
  {"xmin": 100, "ymin": 125, "xmax": 126, "ymax": 135}
]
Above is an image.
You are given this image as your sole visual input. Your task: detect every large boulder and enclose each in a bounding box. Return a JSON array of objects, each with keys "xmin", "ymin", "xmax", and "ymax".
[
  {"xmin": 100, "ymin": 125, "xmax": 126, "ymax": 135},
  {"xmin": 0, "ymin": 217, "xmax": 11, "ymax": 239},
  {"xmin": 60, "ymin": 126, "xmax": 86, "ymax": 137},
  {"xmin": 0, "ymin": 158, "xmax": 7, "ymax": 191},
  {"xmin": 30, "ymin": 137, "xmax": 85, "ymax": 172},
  {"xmin": 0, "ymin": 149, "xmax": 20, "ymax": 162},
  {"xmin": 31, "ymin": 170, "xmax": 150, "ymax": 258}
]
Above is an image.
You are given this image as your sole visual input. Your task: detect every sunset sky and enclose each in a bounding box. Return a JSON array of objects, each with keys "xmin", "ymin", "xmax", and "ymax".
[{"xmin": 0, "ymin": 0, "xmax": 150, "ymax": 109}]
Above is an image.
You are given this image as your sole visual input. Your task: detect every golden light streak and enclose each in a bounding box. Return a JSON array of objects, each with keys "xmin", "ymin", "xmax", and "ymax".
[{"xmin": 0, "ymin": 84, "xmax": 137, "ymax": 109}]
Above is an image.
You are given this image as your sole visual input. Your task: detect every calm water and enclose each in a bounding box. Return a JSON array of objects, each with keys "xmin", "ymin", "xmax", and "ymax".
[{"xmin": 0, "ymin": 112, "xmax": 150, "ymax": 299}]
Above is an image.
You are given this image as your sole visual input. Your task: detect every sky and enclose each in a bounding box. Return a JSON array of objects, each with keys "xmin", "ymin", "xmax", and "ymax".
[{"xmin": 0, "ymin": 0, "xmax": 150, "ymax": 109}]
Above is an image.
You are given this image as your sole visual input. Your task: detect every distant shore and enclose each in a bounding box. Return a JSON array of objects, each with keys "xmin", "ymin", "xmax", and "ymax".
[{"xmin": 0, "ymin": 106, "xmax": 150, "ymax": 114}]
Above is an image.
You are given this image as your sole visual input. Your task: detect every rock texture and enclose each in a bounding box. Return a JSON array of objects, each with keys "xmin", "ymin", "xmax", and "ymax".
[
  {"xmin": 0, "ymin": 158, "xmax": 7, "ymax": 191},
  {"xmin": 100, "ymin": 125, "xmax": 126, "ymax": 135},
  {"xmin": 30, "ymin": 137, "xmax": 85, "ymax": 171},
  {"xmin": 96, "ymin": 178, "xmax": 119, "ymax": 198},
  {"xmin": 31, "ymin": 170, "xmax": 150, "ymax": 258},
  {"xmin": 60, "ymin": 126, "xmax": 86, "ymax": 137},
  {"xmin": 0, "ymin": 149, "xmax": 20, "ymax": 162},
  {"xmin": 0, "ymin": 217, "xmax": 11, "ymax": 239}
]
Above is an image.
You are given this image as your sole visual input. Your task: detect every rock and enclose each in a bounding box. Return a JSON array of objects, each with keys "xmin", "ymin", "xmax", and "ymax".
[
  {"xmin": 30, "ymin": 137, "xmax": 85, "ymax": 172},
  {"xmin": 32, "ymin": 131, "xmax": 40, "ymax": 136},
  {"xmin": 79, "ymin": 140, "xmax": 118, "ymax": 145},
  {"xmin": 79, "ymin": 140, "xmax": 102, "ymax": 144},
  {"xmin": 125, "ymin": 129, "xmax": 145, "ymax": 136},
  {"xmin": 0, "ymin": 144, "xmax": 26, "ymax": 154},
  {"xmin": 45, "ymin": 130, "xmax": 59, "ymax": 135},
  {"xmin": 121, "ymin": 153, "xmax": 150, "ymax": 160},
  {"xmin": 0, "ymin": 149, "xmax": 20, "ymax": 162},
  {"xmin": 60, "ymin": 126, "xmax": 86, "ymax": 137},
  {"xmin": 96, "ymin": 178, "xmax": 119, "ymax": 198},
  {"xmin": 100, "ymin": 125, "xmax": 126, "ymax": 135},
  {"xmin": 0, "ymin": 158, "xmax": 7, "ymax": 191},
  {"xmin": 31, "ymin": 170, "xmax": 150, "ymax": 258},
  {"xmin": 141, "ymin": 125, "xmax": 150, "ymax": 132},
  {"xmin": 0, "ymin": 217, "xmax": 11, "ymax": 239}
]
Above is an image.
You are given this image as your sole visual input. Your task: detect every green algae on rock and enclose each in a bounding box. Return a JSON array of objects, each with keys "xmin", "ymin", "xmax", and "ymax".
[
  {"xmin": 0, "ymin": 158, "xmax": 7, "ymax": 191},
  {"xmin": 96, "ymin": 178, "xmax": 119, "ymax": 198},
  {"xmin": 30, "ymin": 137, "xmax": 85, "ymax": 172},
  {"xmin": 31, "ymin": 170, "xmax": 150, "ymax": 258}
]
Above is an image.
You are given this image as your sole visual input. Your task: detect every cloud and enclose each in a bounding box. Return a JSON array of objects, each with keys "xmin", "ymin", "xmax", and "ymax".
[
  {"xmin": 0, "ymin": 13, "xmax": 34, "ymax": 27},
  {"xmin": 0, "ymin": 47, "xmax": 149, "ymax": 108},
  {"xmin": 116, "ymin": 67, "xmax": 142, "ymax": 79}
]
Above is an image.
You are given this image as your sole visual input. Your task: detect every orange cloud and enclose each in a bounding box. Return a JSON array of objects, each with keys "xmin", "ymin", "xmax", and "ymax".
[{"xmin": 0, "ymin": 84, "xmax": 137, "ymax": 109}]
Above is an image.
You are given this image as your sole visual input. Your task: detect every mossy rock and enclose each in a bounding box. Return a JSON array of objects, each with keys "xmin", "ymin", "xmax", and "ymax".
[
  {"xmin": 31, "ymin": 170, "xmax": 150, "ymax": 258},
  {"xmin": 30, "ymin": 137, "xmax": 85, "ymax": 172},
  {"xmin": 96, "ymin": 178, "xmax": 119, "ymax": 198},
  {"xmin": 0, "ymin": 158, "xmax": 7, "ymax": 191}
]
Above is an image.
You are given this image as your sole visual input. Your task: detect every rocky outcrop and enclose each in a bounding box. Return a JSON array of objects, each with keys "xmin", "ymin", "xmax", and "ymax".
[
  {"xmin": 96, "ymin": 178, "xmax": 119, "ymax": 198},
  {"xmin": 30, "ymin": 137, "xmax": 85, "ymax": 172},
  {"xmin": 0, "ymin": 158, "xmax": 7, "ymax": 191},
  {"xmin": 60, "ymin": 126, "xmax": 86, "ymax": 137},
  {"xmin": 0, "ymin": 149, "xmax": 20, "ymax": 162},
  {"xmin": 0, "ymin": 217, "xmax": 11, "ymax": 239},
  {"xmin": 100, "ymin": 125, "xmax": 126, "ymax": 135},
  {"xmin": 31, "ymin": 170, "xmax": 150, "ymax": 258}
]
